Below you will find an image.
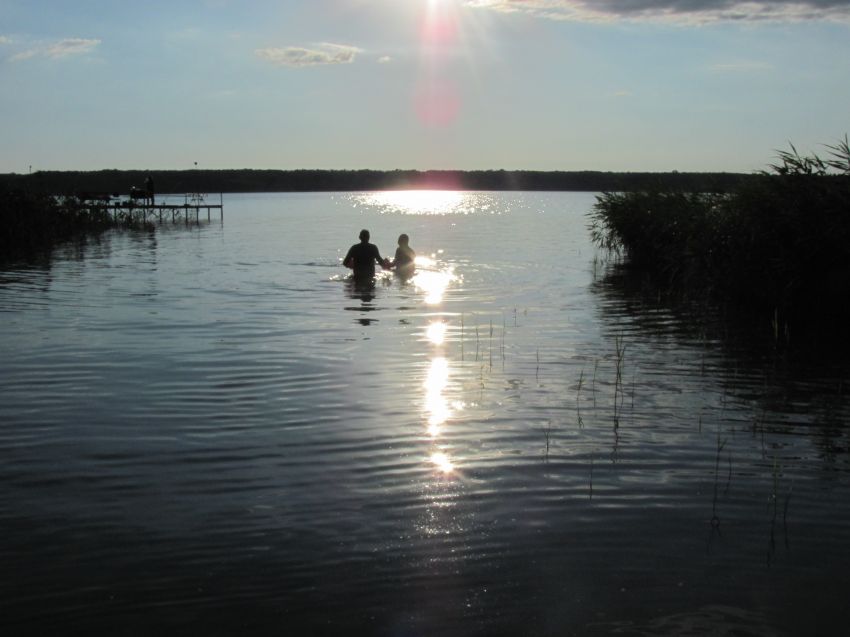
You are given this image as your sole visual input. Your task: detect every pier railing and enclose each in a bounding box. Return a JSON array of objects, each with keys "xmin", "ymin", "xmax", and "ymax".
[{"xmin": 74, "ymin": 192, "xmax": 224, "ymax": 224}]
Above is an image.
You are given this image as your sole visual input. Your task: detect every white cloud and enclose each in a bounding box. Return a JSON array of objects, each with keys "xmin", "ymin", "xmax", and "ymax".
[
  {"xmin": 378, "ymin": 55, "xmax": 392, "ymax": 64},
  {"xmin": 44, "ymin": 38, "xmax": 101, "ymax": 58},
  {"xmin": 464, "ymin": 1, "xmax": 850, "ymax": 24},
  {"xmin": 0, "ymin": 36, "xmax": 11, "ymax": 45},
  {"xmin": 256, "ymin": 43, "xmax": 361, "ymax": 68},
  {"xmin": 9, "ymin": 37, "xmax": 100, "ymax": 62}
]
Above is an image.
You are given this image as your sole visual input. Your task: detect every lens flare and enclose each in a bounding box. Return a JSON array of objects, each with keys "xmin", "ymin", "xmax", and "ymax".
[{"xmin": 418, "ymin": 0, "xmax": 462, "ymax": 127}]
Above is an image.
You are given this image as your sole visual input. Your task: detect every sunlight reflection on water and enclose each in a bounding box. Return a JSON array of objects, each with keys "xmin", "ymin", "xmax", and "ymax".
[
  {"xmin": 430, "ymin": 451, "xmax": 454, "ymax": 474},
  {"xmin": 425, "ymin": 320, "xmax": 447, "ymax": 345},
  {"xmin": 425, "ymin": 356, "xmax": 451, "ymax": 433},
  {"xmin": 354, "ymin": 190, "xmax": 497, "ymax": 216},
  {"xmin": 411, "ymin": 257, "xmax": 458, "ymax": 305}
]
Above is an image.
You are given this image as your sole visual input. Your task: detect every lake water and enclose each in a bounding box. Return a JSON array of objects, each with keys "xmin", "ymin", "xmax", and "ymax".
[{"xmin": 2, "ymin": 191, "xmax": 849, "ymax": 635}]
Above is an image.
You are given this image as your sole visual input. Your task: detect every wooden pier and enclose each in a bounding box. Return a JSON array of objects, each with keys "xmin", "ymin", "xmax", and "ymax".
[{"xmin": 79, "ymin": 193, "xmax": 224, "ymax": 224}]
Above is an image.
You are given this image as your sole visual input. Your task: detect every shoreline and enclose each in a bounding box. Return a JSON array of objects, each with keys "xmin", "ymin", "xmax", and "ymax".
[{"xmin": 0, "ymin": 168, "xmax": 752, "ymax": 196}]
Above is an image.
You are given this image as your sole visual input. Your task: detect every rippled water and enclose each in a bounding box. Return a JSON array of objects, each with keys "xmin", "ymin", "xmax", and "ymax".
[{"xmin": 2, "ymin": 192, "xmax": 849, "ymax": 635}]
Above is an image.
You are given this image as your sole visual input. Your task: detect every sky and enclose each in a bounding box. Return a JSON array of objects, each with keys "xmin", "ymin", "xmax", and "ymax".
[{"xmin": 1, "ymin": 0, "xmax": 849, "ymax": 173}]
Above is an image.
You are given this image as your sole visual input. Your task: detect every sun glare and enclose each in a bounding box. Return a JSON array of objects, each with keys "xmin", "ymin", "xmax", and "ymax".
[
  {"xmin": 412, "ymin": 267, "xmax": 457, "ymax": 305},
  {"xmin": 430, "ymin": 451, "xmax": 454, "ymax": 474},
  {"xmin": 425, "ymin": 357, "xmax": 451, "ymax": 431},
  {"xmin": 425, "ymin": 320, "xmax": 447, "ymax": 345},
  {"xmin": 364, "ymin": 190, "xmax": 466, "ymax": 215}
]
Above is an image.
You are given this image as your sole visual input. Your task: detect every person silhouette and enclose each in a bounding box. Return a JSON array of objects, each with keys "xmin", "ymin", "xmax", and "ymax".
[
  {"xmin": 144, "ymin": 174, "xmax": 155, "ymax": 206},
  {"xmin": 343, "ymin": 229, "xmax": 388, "ymax": 279},
  {"xmin": 391, "ymin": 233, "xmax": 416, "ymax": 276}
]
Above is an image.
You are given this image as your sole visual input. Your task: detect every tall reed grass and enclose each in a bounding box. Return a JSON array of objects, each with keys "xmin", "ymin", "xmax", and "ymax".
[
  {"xmin": 589, "ymin": 137, "xmax": 850, "ymax": 327},
  {"xmin": 1, "ymin": 189, "xmax": 145, "ymax": 261}
]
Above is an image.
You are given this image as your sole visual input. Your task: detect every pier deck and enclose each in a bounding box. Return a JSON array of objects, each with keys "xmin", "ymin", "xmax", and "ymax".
[{"xmin": 80, "ymin": 194, "xmax": 224, "ymax": 223}]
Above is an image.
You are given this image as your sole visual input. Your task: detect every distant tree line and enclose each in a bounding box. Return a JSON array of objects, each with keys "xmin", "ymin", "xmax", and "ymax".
[{"xmin": 0, "ymin": 169, "xmax": 753, "ymax": 196}]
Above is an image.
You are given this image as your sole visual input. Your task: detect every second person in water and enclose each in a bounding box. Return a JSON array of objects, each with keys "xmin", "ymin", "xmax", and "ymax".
[{"xmin": 391, "ymin": 233, "xmax": 415, "ymax": 276}]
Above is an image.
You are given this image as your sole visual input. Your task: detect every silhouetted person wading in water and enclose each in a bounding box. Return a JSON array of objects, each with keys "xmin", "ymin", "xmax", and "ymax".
[
  {"xmin": 343, "ymin": 229, "xmax": 388, "ymax": 279},
  {"xmin": 391, "ymin": 233, "xmax": 415, "ymax": 276}
]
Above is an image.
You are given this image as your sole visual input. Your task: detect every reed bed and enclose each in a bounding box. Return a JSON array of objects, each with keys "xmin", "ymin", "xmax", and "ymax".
[
  {"xmin": 1, "ymin": 189, "xmax": 149, "ymax": 261},
  {"xmin": 589, "ymin": 137, "xmax": 850, "ymax": 328}
]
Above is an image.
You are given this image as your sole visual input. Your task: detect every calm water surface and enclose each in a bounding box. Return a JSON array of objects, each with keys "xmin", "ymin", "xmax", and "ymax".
[{"xmin": 2, "ymin": 192, "xmax": 849, "ymax": 635}]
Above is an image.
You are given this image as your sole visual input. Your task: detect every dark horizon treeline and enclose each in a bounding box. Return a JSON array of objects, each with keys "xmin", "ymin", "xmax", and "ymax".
[{"xmin": 0, "ymin": 168, "xmax": 753, "ymax": 195}]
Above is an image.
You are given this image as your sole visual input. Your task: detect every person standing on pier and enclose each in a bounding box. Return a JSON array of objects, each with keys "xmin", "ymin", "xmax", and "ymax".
[
  {"xmin": 343, "ymin": 229, "xmax": 388, "ymax": 279},
  {"xmin": 144, "ymin": 174, "xmax": 155, "ymax": 206}
]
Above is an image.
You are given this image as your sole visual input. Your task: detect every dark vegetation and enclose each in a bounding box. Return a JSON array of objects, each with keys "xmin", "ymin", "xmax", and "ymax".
[
  {"xmin": 0, "ymin": 169, "xmax": 751, "ymax": 196},
  {"xmin": 0, "ymin": 189, "xmax": 146, "ymax": 262},
  {"xmin": 589, "ymin": 137, "xmax": 850, "ymax": 332}
]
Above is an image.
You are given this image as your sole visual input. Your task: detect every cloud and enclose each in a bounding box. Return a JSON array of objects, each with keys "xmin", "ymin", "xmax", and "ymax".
[
  {"xmin": 10, "ymin": 37, "xmax": 100, "ymax": 61},
  {"xmin": 44, "ymin": 38, "xmax": 101, "ymax": 58},
  {"xmin": 256, "ymin": 43, "xmax": 361, "ymax": 68},
  {"xmin": 0, "ymin": 36, "xmax": 11, "ymax": 45},
  {"xmin": 464, "ymin": 1, "xmax": 850, "ymax": 24},
  {"xmin": 378, "ymin": 55, "xmax": 392, "ymax": 64}
]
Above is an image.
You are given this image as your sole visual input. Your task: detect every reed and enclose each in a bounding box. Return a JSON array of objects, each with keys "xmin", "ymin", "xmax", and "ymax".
[
  {"xmin": 501, "ymin": 314, "xmax": 506, "ymax": 366},
  {"xmin": 589, "ymin": 136, "xmax": 850, "ymax": 327},
  {"xmin": 1, "ymin": 189, "xmax": 148, "ymax": 261},
  {"xmin": 711, "ymin": 425, "xmax": 728, "ymax": 529},
  {"xmin": 768, "ymin": 456, "xmax": 781, "ymax": 565},
  {"xmin": 613, "ymin": 333, "xmax": 626, "ymax": 424},
  {"xmin": 769, "ymin": 457, "xmax": 780, "ymax": 518},
  {"xmin": 591, "ymin": 359, "xmax": 598, "ymax": 408},
  {"xmin": 576, "ymin": 368, "xmax": 585, "ymax": 428},
  {"xmin": 542, "ymin": 420, "xmax": 553, "ymax": 462},
  {"xmin": 489, "ymin": 319, "xmax": 493, "ymax": 371}
]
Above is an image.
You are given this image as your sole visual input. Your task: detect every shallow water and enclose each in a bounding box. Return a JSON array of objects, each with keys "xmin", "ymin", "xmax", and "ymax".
[{"xmin": 2, "ymin": 191, "xmax": 849, "ymax": 635}]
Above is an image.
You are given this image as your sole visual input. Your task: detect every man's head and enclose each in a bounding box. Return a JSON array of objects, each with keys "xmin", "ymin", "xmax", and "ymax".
[
  {"xmin": 359, "ymin": 229, "xmax": 370, "ymax": 242},
  {"xmin": 398, "ymin": 233, "xmax": 409, "ymax": 246}
]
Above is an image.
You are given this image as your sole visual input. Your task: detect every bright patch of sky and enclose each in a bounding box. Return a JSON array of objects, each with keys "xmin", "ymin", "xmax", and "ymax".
[{"xmin": 1, "ymin": 0, "xmax": 848, "ymax": 172}]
